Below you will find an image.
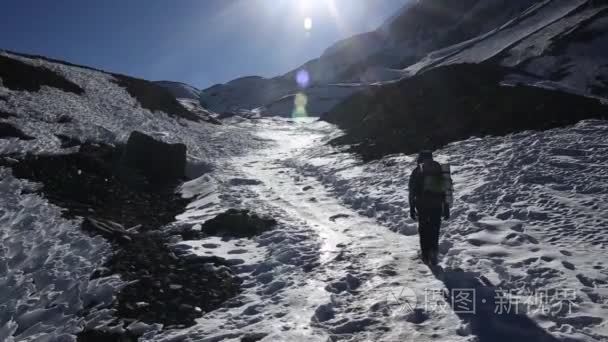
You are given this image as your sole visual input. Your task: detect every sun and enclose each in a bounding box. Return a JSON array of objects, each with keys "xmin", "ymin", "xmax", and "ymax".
[{"xmin": 304, "ymin": 17, "xmax": 313, "ymax": 31}]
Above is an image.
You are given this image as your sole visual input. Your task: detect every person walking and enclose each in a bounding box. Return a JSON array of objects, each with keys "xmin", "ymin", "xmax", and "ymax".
[{"xmin": 409, "ymin": 150, "xmax": 450, "ymax": 265}]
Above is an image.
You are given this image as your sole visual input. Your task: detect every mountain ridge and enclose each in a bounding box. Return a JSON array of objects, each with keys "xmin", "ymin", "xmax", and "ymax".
[{"xmin": 199, "ymin": 0, "xmax": 608, "ymax": 117}]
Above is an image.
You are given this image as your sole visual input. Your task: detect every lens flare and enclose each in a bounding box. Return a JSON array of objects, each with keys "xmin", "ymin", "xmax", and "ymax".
[
  {"xmin": 292, "ymin": 93, "xmax": 308, "ymax": 118},
  {"xmin": 304, "ymin": 17, "xmax": 313, "ymax": 31},
  {"xmin": 296, "ymin": 69, "xmax": 310, "ymax": 88}
]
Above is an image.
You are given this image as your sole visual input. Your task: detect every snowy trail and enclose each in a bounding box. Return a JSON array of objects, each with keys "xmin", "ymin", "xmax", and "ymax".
[
  {"xmin": 156, "ymin": 118, "xmax": 465, "ymax": 341},
  {"xmin": 234, "ymin": 120, "xmax": 464, "ymax": 340},
  {"xmin": 157, "ymin": 118, "xmax": 608, "ymax": 342}
]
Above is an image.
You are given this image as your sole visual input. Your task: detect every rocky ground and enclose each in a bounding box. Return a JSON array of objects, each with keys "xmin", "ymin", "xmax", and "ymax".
[{"xmin": 0, "ymin": 141, "xmax": 276, "ymax": 340}]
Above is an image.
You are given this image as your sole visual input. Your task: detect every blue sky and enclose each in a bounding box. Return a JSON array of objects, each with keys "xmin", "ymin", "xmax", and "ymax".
[{"xmin": 0, "ymin": 0, "xmax": 408, "ymax": 89}]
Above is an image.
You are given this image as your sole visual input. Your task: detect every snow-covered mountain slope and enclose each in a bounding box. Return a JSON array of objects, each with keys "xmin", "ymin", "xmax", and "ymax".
[
  {"xmin": 253, "ymin": 83, "xmax": 366, "ymax": 117},
  {"xmin": 407, "ymin": 0, "xmax": 608, "ymax": 97},
  {"xmin": 199, "ymin": 0, "xmax": 607, "ymax": 118},
  {"xmin": 0, "ymin": 52, "xmax": 234, "ymax": 157},
  {"xmin": 0, "ymin": 51, "xmax": 259, "ymax": 340},
  {"xmin": 305, "ymin": 0, "xmax": 543, "ymax": 83},
  {"xmin": 155, "ymin": 81, "xmax": 201, "ymax": 101},
  {"xmin": 200, "ymin": 76, "xmax": 296, "ymax": 115}
]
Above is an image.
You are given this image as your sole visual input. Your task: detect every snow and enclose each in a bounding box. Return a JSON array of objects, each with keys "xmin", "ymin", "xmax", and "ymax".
[
  {"xmin": 287, "ymin": 118, "xmax": 608, "ymax": 341},
  {"xmin": 0, "ymin": 168, "xmax": 125, "ymax": 341},
  {"xmin": 199, "ymin": 0, "xmax": 608, "ymax": 119},
  {"xmin": 0, "ymin": 51, "xmax": 258, "ymax": 160},
  {"xmin": 154, "ymin": 81, "xmax": 200, "ymax": 101},
  {"xmin": 0, "ymin": 52, "xmax": 259, "ymax": 341},
  {"xmin": 254, "ymin": 84, "xmax": 365, "ymax": 117},
  {"xmin": 200, "ymin": 76, "xmax": 295, "ymax": 114},
  {"xmin": 408, "ymin": 0, "xmax": 585, "ymax": 72},
  {"xmin": 405, "ymin": 0, "xmax": 608, "ymax": 98},
  {"xmin": 144, "ymin": 116, "xmax": 608, "ymax": 341},
  {"xmin": 151, "ymin": 118, "xmax": 465, "ymax": 342},
  {"xmin": 2, "ymin": 5, "xmax": 608, "ymax": 338}
]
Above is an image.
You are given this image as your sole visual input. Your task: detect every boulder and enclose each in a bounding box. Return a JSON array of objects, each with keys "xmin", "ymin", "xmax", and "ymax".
[
  {"xmin": 119, "ymin": 131, "xmax": 186, "ymax": 187},
  {"xmin": 201, "ymin": 209, "xmax": 277, "ymax": 238}
]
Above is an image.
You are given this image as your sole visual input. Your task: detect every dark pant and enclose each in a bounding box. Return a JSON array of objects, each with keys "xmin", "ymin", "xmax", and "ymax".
[{"xmin": 417, "ymin": 206, "xmax": 442, "ymax": 262}]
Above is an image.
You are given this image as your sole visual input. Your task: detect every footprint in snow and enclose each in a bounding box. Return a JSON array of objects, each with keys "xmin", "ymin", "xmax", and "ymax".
[
  {"xmin": 229, "ymin": 178, "xmax": 263, "ymax": 186},
  {"xmin": 562, "ymin": 261, "xmax": 576, "ymax": 270},
  {"xmin": 227, "ymin": 249, "xmax": 248, "ymax": 254},
  {"xmin": 329, "ymin": 214, "xmax": 350, "ymax": 222}
]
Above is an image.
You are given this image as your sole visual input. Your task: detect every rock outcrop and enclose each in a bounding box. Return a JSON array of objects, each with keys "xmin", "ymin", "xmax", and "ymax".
[
  {"xmin": 118, "ymin": 131, "xmax": 186, "ymax": 188},
  {"xmin": 324, "ymin": 63, "xmax": 608, "ymax": 160}
]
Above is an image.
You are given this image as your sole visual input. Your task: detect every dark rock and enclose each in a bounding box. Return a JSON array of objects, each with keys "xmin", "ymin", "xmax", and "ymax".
[
  {"xmin": 0, "ymin": 110, "xmax": 17, "ymax": 119},
  {"xmin": 2, "ymin": 133, "xmax": 245, "ymax": 335},
  {"xmin": 0, "ymin": 122, "xmax": 34, "ymax": 140},
  {"xmin": 111, "ymin": 74, "xmax": 200, "ymax": 122},
  {"xmin": 313, "ymin": 303, "xmax": 335, "ymax": 323},
  {"xmin": 77, "ymin": 329, "xmax": 139, "ymax": 342},
  {"xmin": 55, "ymin": 134, "xmax": 81, "ymax": 148},
  {"xmin": 5, "ymin": 143, "xmax": 188, "ymax": 231},
  {"xmin": 118, "ymin": 131, "xmax": 186, "ymax": 188},
  {"xmin": 241, "ymin": 333, "xmax": 268, "ymax": 342},
  {"xmin": 107, "ymin": 232, "xmax": 241, "ymax": 328},
  {"xmin": 324, "ymin": 63, "xmax": 607, "ymax": 161},
  {"xmin": 82, "ymin": 217, "xmax": 133, "ymax": 244},
  {"xmin": 201, "ymin": 209, "xmax": 277, "ymax": 238},
  {"xmin": 405, "ymin": 308, "xmax": 429, "ymax": 324},
  {"xmin": 302, "ymin": 262, "xmax": 319, "ymax": 273},
  {"xmin": 56, "ymin": 114, "xmax": 73, "ymax": 123},
  {"xmin": 325, "ymin": 281, "xmax": 348, "ymax": 294},
  {"xmin": 229, "ymin": 178, "xmax": 263, "ymax": 186},
  {"xmin": 345, "ymin": 274, "xmax": 361, "ymax": 290},
  {"xmin": 0, "ymin": 54, "xmax": 84, "ymax": 94}
]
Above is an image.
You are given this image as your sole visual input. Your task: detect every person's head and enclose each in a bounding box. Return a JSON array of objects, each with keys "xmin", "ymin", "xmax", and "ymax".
[{"xmin": 417, "ymin": 150, "xmax": 433, "ymax": 164}]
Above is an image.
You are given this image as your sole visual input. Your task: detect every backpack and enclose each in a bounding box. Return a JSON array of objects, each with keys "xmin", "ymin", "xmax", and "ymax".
[{"xmin": 420, "ymin": 160, "xmax": 454, "ymax": 207}]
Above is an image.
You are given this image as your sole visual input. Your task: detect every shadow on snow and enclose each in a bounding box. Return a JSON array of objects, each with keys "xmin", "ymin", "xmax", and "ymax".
[{"xmin": 431, "ymin": 266, "xmax": 559, "ymax": 342}]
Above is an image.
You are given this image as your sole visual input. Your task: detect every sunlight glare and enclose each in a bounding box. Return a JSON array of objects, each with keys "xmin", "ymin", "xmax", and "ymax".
[
  {"xmin": 304, "ymin": 17, "xmax": 313, "ymax": 31},
  {"xmin": 293, "ymin": 93, "xmax": 308, "ymax": 118},
  {"xmin": 299, "ymin": 0, "xmax": 313, "ymax": 12},
  {"xmin": 296, "ymin": 69, "xmax": 310, "ymax": 88}
]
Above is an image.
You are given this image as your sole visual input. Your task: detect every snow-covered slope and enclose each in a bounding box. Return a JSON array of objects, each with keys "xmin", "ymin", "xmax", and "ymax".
[
  {"xmin": 407, "ymin": 0, "xmax": 608, "ymax": 97},
  {"xmin": 155, "ymin": 81, "xmax": 201, "ymax": 101},
  {"xmin": 200, "ymin": 76, "xmax": 296, "ymax": 115},
  {"xmin": 253, "ymin": 83, "xmax": 366, "ymax": 117},
  {"xmin": 150, "ymin": 117, "xmax": 608, "ymax": 342},
  {"xmin": 289, "ymin": 118, "xmax": 608, "ymax": 342},
  {"xmin": 197, "ymin": 0, "xmax": 548, "ymax": 116},
  {"xmin": 200, "ymin": 0, "xmax": 607, "ymax": 117},
  {"xmin": 0, "ymin": 51, "xmax": 258, "ymax": 340}
]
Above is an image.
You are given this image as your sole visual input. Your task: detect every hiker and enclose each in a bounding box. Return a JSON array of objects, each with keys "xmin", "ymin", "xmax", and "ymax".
[{"xmin": 409, "ymin": 150, "xmax": 451, "ymax": 265}]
